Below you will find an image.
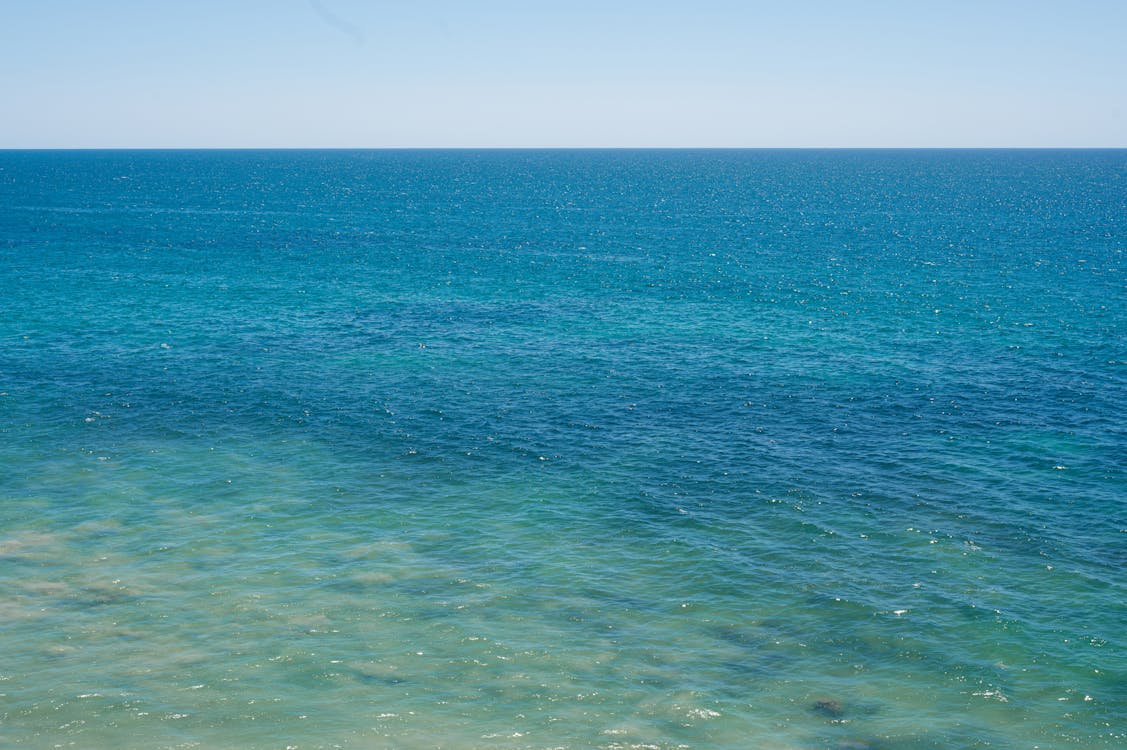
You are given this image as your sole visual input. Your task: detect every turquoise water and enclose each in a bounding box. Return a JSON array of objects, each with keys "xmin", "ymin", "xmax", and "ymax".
[{"xmin": 1, "ymin": 149, "xmax": 1124, "ymax": 749}]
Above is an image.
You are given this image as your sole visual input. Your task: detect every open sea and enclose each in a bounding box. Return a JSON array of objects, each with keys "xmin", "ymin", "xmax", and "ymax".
[{"xmin": 0, "ymin": 149, "xmax": 1124, "ymax": 749}]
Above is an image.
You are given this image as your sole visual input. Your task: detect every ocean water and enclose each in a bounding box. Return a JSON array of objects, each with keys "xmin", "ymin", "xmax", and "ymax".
[{"xmin": 0, "ymin": 149, "xmax": 1124, "ymax": 749}]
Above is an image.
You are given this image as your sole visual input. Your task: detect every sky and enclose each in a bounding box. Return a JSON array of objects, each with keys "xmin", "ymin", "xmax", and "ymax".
[{"xmin": 1, "ymin": 0, "xmax": 1125, "ymax": 148}]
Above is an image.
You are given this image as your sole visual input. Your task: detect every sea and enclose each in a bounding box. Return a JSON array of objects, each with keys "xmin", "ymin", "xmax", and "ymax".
[{"xmin": 0, "ymin": 149, "xmax": 1124, "ymax": 749}]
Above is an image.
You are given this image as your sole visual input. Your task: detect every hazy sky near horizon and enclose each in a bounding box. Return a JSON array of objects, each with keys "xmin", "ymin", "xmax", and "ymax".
[{"xmin": 2, "ymin": 0, "xmax": 1125, "ymax": 147}]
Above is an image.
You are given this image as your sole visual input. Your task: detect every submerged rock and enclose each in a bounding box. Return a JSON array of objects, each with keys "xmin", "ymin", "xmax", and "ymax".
[{"xmin": 812, "ymin": 698, "xmax": 845, "ymax": 718}]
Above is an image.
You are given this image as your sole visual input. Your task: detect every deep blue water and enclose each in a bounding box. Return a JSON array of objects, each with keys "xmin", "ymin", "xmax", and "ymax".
[{"xmin": 1, "ymin": 150, "xmax": 1124, "ymax": 749}]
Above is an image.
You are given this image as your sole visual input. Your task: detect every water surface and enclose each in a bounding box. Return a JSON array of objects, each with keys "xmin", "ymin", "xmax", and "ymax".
[{"xmin": 1, "ymin": 149, "xmax": 1124, "ymax": 749}]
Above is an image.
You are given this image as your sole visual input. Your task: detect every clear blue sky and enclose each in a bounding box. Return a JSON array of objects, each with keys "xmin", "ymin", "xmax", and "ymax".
[{"xmin": 2, "ymin": 0, "xmax": 1124, "ymax": 147}]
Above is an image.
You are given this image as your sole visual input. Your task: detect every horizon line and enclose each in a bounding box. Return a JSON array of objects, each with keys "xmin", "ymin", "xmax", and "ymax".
[{"xmin": 2, "ymin": 145, "xmax": 1126, "ymax": 151}]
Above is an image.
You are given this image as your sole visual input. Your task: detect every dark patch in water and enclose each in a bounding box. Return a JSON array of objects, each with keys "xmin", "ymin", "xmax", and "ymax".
[
  {"xmin": 350, "ymin": 667, "xmax": 408, "ymax": 686},
  {"xmin": 813, "ymin": 698, "xmax": 845, "ymax": 718}
]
